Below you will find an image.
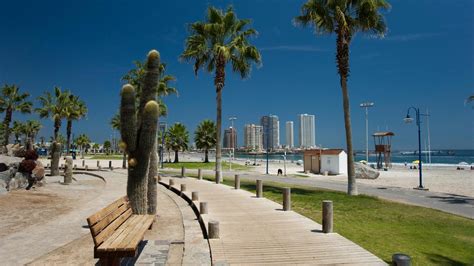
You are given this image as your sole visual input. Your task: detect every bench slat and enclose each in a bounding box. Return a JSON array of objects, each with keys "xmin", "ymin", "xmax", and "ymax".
[
  {"xmin": 94, "ymin": 208, "xmax": 133, "ymax": 246},
  {"xmin": 98, "ymin": 215, "xmax": 141, "ymax": 251},
  {"xmin": 87, "ymin": 196, "xmax": 128, "ymax": 226},
  {"xmin": 90, "ymin": 203, "xmax": 130, "ymax": 237},
  {"xmin": 117, "ymin": 215, "xmax": 154, "ymax": 252}
]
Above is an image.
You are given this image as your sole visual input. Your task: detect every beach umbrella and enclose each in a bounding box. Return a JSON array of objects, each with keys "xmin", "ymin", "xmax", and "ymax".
[
  {"xmin": 359, "ymin": 160, "xmax": 367, "ymax": 164},
  {"xmin": 412, "ymin": 160, "xmax": 420, "ymax": 164},
  {"xmin": 458, "ymin": 162, "xmax": 468, "ymax": 166}
]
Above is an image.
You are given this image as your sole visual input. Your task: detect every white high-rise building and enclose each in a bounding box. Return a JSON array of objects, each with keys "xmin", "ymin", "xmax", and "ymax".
[
  {"xmin": 298, "ymin": 114, "xmax": 316, "ymax": 148},
  {"xmin": 260, "ymin": 115, "xmax": 280, "ymax": 150},
  {"xmin": 285, "ymin": 121, "xmax": 294, "ymax": 148},
  {"xmin": 244, "ymin": 124, "xmax": 263, "ymax": 151}
]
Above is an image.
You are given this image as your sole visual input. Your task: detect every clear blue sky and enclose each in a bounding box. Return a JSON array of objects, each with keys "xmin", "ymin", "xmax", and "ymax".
[{"xmin": 1, "ymin": 0, "xmax": 472, "ymax": 150}]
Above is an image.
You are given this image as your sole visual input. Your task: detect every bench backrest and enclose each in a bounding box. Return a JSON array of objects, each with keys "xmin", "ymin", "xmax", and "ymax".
[{"xmin": 86, "ymin": 196, "xmax": 132, "ymax": 247}]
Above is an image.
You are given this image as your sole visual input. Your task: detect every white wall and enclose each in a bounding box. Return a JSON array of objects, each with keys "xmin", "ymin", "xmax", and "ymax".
[{"xmin": 321, "ymin": 152, "xmax": 347, "ymax": 175}]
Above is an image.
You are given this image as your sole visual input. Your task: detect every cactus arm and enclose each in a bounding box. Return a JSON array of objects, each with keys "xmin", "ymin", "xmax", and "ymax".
[
  {"xmin": 138, "ymin": 50, "xmax": 160, "ymax": 122},
  {"xmin": 120, "ymin": 84, "xmax": 137, "ymax": 152}
]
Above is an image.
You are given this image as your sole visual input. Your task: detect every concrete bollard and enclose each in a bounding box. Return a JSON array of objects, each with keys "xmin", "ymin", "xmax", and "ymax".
[
  {"xmin": 73, "ymin": 164, "xmax": 77, "ymax": 170},
  {"xmin": 64, "ymin": 157, "xmax": 73, "ymax": 184},
  {"xmin": 322, "ymin": 200, "xmax": 333, "ymax": 233},
  {"xmin": 256, "ymin": 180, "xmax": 263, "ymax": 198},
  {"xmin": 85, "ymin": 165, "xmax": 88, "ymax": 171},
  {"xmin": 97, "ymin": 161, "xmax": 100, "ymax": 167},
  {"xmin": 283, "ymin": 187, "xmax": 291, "ymax": 211},
  {"xmin": 208, "ymin": 220, "xmax": 220, "ymax": 239},
  {"xmin": 192, "ymin": 191, "xmax": 199, "ymax": 201},
  {"xmin": 98, "ymin": 165, "xmax": 102, "ymax": 170},
  {"xmin": 200, "ymin": 202, "xmax": 208, "ymax": 214},
  {"xmin": 234, "ymin": 175, "xmax": 240, "ymax": 189},
  {"xmin": 198, "ymin": 169, "xmax": 202, "ymax": 180},
  {"xmin": 169, "ymin": 179, "xmax": 175, "ymax": 188},
  {"xmin": 392, "ymin": 253, "xmax": 411, "ymax": 266},
  {"xmin": 109, "ymin": 161, "xmax": 112, "ymax": 169},
  {"xmin": 180, "ymin": 184, "xmax": 186, "ymax": 196},
  {"xmin": 46, "ymin": 163, "xmax": 50, "ymax": 169},
  {"xmin": 181, "ymin": 167, "xmax": 185, "ymax": 178},
  {"xmin": 157, "ymin": 175, "xmax": 161, "ymax": 182},
  {"xmin": 82, "ymin": 160, "xmax": 85, "ymax": 167}
]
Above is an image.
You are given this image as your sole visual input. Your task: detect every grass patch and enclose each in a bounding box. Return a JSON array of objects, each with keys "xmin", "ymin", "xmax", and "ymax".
[
  {"xmin": 293, "ymin": 174, "xmax": 310, "ymax": 178},
  {"xmin": 163, "ymin": 171, "xmax": 474, "ymax": 265},
  {"xmin": 89, "ymin": 154, "xmax": 124, "ymax": 160},
  {"xmin": 162, "ymin": 161, "xmax": 249, "ymax": 171}
]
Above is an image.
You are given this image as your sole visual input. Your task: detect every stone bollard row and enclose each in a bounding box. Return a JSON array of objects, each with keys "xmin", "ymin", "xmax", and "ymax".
[
  {"xmin": 181, "ymin": 167, "xmax": 186, "ymax": 178},
  {"xmin": 97, "ymin": 160, "xmax": 100, "ymax": 167},
  {"xmin": 109, "ymin": 161, "xmax": 112, "ymax": 170},
  {"xmin": 64, "ymin": 157, "xmax": 73, "ymax": 184},
  {"xmin": 256, "ymin": 180, "xmax": 263, "ymax": 198},
  {"xmin": 283, "ymin": 187, "xmax": 291, "ymax": 211},
  {"xmin": 169, "ymin": 179, "xmax": 175, "ymax": 188},
  {"xmin": 82, "ymin": 160, "xmax": 85, "ymax": 167},
  {"xmin": 322, "ymin": 200, "xmax": 333, "ymax": 233},
  {"xmin": 208, "ymin": 220, "xmax": 219, "ymax": 239},
  {"xmin": 198, "ymin": 169, "xmax": 202, "ymax": 180},
  {"xmin": 234, "ymin": 174, "xmax": 240, "ymax": 189},
  {"xmin": 192, "ymin": 191, "xmax": 199, "ymax": 201},
  {"xmin": 199, "ymin": 202, "xmax": 208, "ymax": 214},
  {"xmin": 180, "ymin": 184, "xmax": 186, "ymax": 196}
]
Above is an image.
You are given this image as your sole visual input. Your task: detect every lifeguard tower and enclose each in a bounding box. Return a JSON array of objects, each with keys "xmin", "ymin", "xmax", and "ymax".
[{"xmin": 373, "ymin": 132, "xmax": 394, "ymax": 169}]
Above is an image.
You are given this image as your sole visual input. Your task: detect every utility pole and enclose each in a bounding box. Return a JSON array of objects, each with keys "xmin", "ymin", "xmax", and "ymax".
[{"xmin": 360, "ymin": 102, "xmax": 375, "ymax": 162}]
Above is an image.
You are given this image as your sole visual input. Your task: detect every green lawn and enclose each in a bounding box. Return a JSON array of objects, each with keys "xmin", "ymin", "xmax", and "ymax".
[
  {"xmin": 164, "ymin": 171, "xmax": 474, "ymax": 265},
  {"xmin": 162, "ymin": 161, "xmax": 249, "ymax": 171},
  {"xmin": 89, "ymin": 154, "xmax": 124, "ymax": 160}
]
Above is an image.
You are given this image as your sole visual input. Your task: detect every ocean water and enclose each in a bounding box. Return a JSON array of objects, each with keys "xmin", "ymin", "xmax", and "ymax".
[{"xmin": 233, "ymin": 150, "xmax": 474, "ymax": 165}]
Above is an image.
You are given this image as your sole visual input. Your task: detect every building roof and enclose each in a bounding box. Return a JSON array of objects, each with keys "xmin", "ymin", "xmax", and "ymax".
[
  {"xmin": 372, "ymin": 131, "xmax": 395, "ymax": 137},
  {"xmin": 304, "ymin": 149, "xmax": 345, "ymax": 155}
]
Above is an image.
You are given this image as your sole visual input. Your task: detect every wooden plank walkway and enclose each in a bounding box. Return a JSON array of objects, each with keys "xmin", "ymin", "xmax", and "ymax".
[{"xmin": 161, "ymin": 176, "xmax": 386, "ymax": 265}]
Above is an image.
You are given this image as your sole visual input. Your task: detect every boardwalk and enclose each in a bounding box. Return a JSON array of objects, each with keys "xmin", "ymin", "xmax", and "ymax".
[{"xmin": 160, "ymin": 176, "xmax": 386, "ymax": 265}]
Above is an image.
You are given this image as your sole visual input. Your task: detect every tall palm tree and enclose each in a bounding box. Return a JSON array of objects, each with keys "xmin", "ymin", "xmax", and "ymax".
[
  {"xmin": 11, "ymin": 121, "xmax": 25, "ymax": 144},
  {"xmin": 22, "ymin": 120, "xmax": 42, "ymax": 150},
  {"xmin": 37, "ymin": 87, "xmax": 70, "ymax": 175},
  {"xmin": 64, "ymin": 94, "xmax": 87, "ymax": 154},
  {"xmin": 181, "ymin": 6, "xmax": 261, "ymax": 183},
  {"xmin": 194, "ymin": 120, "xmax": 217, "ymax": 163},
  {"xmin": 75, "ymin": 134, "xmax": 90, "ymax": 159},
  {"xmin": 295, "ymin": 0, "xmax": 389, "ymax": 195},
  {"xmin": 111, "ymin": 113, "xmax": 127, "ymax": 168},
  {"xmin": 167, "ymin": 123, "xmax": 189, "ymax": 163},
  {"xmin": 0, "ymin": 84, "xmax": 32, "ymax": 146}
]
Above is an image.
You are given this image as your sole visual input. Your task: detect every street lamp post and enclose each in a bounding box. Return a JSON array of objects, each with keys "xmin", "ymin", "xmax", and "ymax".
[
  {"xmin": 404, "ymin": 107, "xmax": 429, "ymax": 190},
  {"xmin": 360, "ymin": 102, "xmax": 374, "ymax": 163}
]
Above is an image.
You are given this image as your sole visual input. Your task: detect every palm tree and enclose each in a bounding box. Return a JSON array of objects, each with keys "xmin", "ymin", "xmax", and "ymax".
[
  {"xmin": 295, "ymin": 0, "xmax": 389, "ymax": 195},
  {"xmin": 194, "ymin": 120, "xmax": 217, "ymax": 163},
  {"xmin": 103, "ymin": 140, "xmax": 111, "ymax": 155},
  {"xmin": 37, "ymin": 87, "xmax": 70, "ymax": 175},
  {"xmin": 181, "ymin": 6, "xmax": 261, "ymax": 183},
  {"xmin": 11, "ymin": 121, "xmax": 25, "ymax": 144},
  {"xmin": 0, "ymin": 84, "xmax": 32, "ymax": 146},
  {"xmin": 75, "ymin": 134, "xmax": 90, "ymax": 159},
  {"xmin": 111, "ymin": 113, "xmax": 126, "ymax": 168},
  {"xmin": 167, "ymin": 123, "xmax": 189, "ymax": 163},
  {"xmin": 92, "ymin": 143, "xmax": 100, "ymax": 154},
  {"xmin": 64, "ymin": 94, "xmax": 87, "ymax": 154},
  {"xmin": 22, "ymin": 120, "xmax": 42, "ymax": 150}
]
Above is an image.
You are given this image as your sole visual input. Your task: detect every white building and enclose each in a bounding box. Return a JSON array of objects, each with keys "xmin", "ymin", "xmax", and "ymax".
[
  {"xmin": 303, "ymin": 149, "xmax": 347, "ymax": 175},
  {"xmin": 285, "ymin": 121, "xmax": 294, "ymax": 148},
  {"xmin": 244, "ymin": 124, "xmax": 263, "ymax": 151},
  {"xmin": 298, "ymin": 114, "xmax": 316, "ymax": 148}
]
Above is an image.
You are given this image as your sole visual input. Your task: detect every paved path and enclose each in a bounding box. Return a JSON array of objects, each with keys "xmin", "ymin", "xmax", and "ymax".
[
  {"xmin": 164, "ymin": 168, "xmax": 474, "ymax": 219},
  {"xmin": 161, "ymin": 176, "xmax": 386, "ymax": 265}
]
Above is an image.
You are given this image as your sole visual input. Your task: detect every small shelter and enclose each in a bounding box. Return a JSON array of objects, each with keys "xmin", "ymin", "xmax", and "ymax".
[
  {"xmin": 373, "ymin": 132, "xmax": 394, "ymax": 169},
  {"xmin": 303, "ymin": 149, "xmax": 347, "ymax": 175}
]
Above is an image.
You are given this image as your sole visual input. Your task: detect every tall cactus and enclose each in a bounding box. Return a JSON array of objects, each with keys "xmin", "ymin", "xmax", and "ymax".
[{"xmin": 120, "ymin": 50, "xmax": 160, "ymax": 214}]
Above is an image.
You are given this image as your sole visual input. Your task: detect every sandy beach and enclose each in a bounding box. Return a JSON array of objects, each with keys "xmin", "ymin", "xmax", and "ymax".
[{"xmin": 173, "ymin": 152, "xmax": 474, "ymax": 197}]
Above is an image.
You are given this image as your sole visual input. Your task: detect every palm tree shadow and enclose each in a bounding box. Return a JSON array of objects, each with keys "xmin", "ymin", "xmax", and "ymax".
[{"xmin": 424, "ymin": 253, "xmax": 468, "ymax": 266}]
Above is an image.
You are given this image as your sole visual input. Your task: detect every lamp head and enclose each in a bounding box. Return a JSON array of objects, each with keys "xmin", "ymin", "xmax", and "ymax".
[{"xmin": 404, "ymin": 114, "xmax": 413, "ymax": 124}]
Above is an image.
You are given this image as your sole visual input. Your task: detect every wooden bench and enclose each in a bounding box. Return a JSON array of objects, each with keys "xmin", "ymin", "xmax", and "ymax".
[{"xmin": 86, "ymin": 196, "xmax": 154, "ymax": 265}]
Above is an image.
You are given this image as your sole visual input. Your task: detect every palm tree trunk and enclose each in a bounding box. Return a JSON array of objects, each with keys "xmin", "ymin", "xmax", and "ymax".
[
  {"xmin": 336, "ymin": 27, "xmax": 357, "ymax": 195},
  {"xmin": 174, "ymin": 150, "xmax": 179, "ymax": 163},
  {"xmin": 204, "ymin": 149, "xmax": 209, "ymax": 163},
  {"xmin": 214, "ymin": 55, "xmax": 225, "ymax": 184},
  {"xmin": 66, "ymin": 119, "xmax": 72, "ymax": 155},
  {"xmin": 2, "ymin": 107, "xmax": 12, "ymax": 146},
  {"xmin": 51, "ymin": 118, "xmax": 62, "ymax": 176}
]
